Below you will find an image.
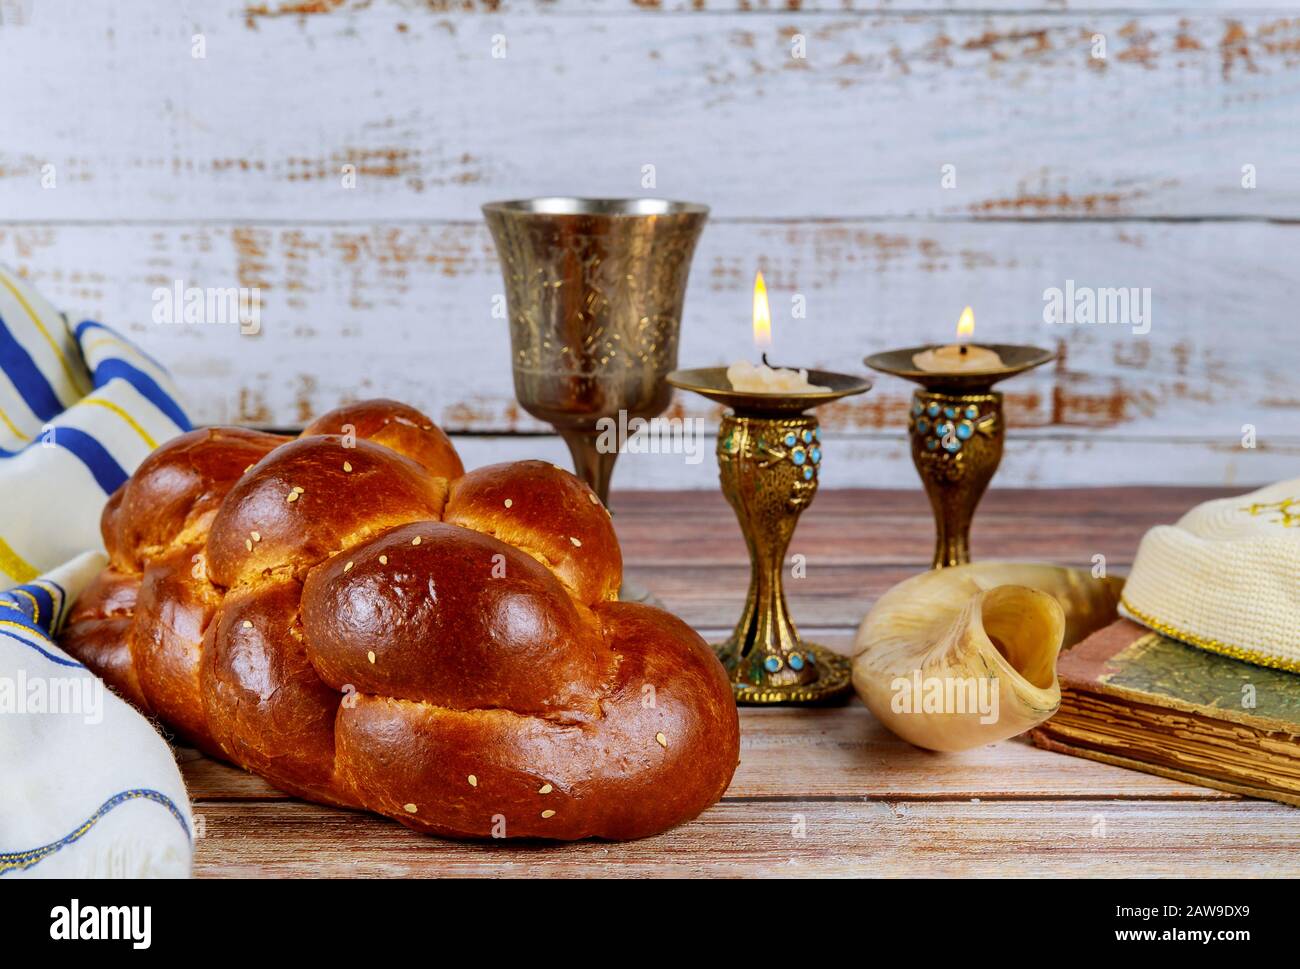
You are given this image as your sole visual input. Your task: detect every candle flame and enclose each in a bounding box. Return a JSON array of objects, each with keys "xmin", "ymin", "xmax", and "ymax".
[
  {"xmin": 956, "ymin": 305, "xmax": 975, "ymax": 340},
  {"xmin": 752, "ymin": 271, "xmax": 772, "ymax": 350}
]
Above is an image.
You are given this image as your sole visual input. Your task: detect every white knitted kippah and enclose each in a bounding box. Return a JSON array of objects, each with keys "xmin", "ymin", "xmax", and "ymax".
[{"xmin": 1119, "ymin": 477, "xmax": 1300, "ymax": 673}]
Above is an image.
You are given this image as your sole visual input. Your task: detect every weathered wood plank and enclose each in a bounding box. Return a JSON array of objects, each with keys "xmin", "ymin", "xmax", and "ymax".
[
  {"xmin": 613, "ymin": 502, "xmax": 1161, "ymax": 565},
  {"xmin": 594, "ymin": 484, "xmax": 1240, "ymax": 519},
  {"xmin": 619, "ymin": 485, "xmax": 1202, "ymax": 624},
  {"xmin": 630, "ymin": 563, "xmax": 1131, "ymax": 628},
  {"xmin": 612, "ymin": 485, "xmax": 1229, "ymax": 558},
  {"xmin": 1, "ymin": 220, "xmax": 1295, "ymax": 489},
  {"xmin": 646, "ymin": 568, "xmax": 1054, "ymax": 627},
  {"xmin": 613, "ymin": 487, "xmax": 1218, "ymax": 625},
  {"xmin": 182, "ymin": 703, "xmax": 1231, "ymax": 802},
  {"xmin": 1, "ymin": 5, "xmax": 1297, "ymax": 219},
  {"xmin": 189, "ymin": 799, "xmax": 1297, "ymax": 877},
  {"xmin": 234, "ymin": 1, "xmax": 1300, "ymax": 20}
]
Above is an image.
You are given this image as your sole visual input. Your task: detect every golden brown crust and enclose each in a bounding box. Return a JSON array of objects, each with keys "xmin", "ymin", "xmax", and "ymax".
[
  {"xmin": 301, "ymin": 521, "xmax": 611, "ymax": 718},
  {"xmin": 129, "ymin": 544, "xmax": 224, "ymax": 753},
  {"xmin": 301, "ymin": 398, "xmax": 464, "ymax": 481},
  {"xmin": 444, "ymin": 460, "xmax": 621, "ymax": 605},
  {"xmin": 104, "ymin": 427, "xmax": 288, "ymax": 572},
  {"xmin": 201, "ymin": 577, "xmax": 356, "ymax": 808},
  {"xmin": 61, "ymin": 568, "xmax": 148, "ymax": 710},
  {"xmin": 336, "ymin": 603, "xmax": 739, "ymax": 841},
  {"xmin": 205, "ymin": 436, "xmax": 447, "ymax": 587},
  {"xmin": 58, "ymin": 399, "xmax": 739, "ymax": 841}
]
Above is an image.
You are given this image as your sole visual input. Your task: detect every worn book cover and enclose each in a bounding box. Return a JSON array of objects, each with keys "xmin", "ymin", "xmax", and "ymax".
[{"xmin": 1030, "ymin": 619, "xmax": 1300, "ymax": 807}]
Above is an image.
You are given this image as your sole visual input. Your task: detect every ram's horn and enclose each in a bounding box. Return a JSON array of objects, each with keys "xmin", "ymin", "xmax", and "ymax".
[{"xmin": 852, "ymin": 564, "xmax": 1123, "ymax": 752}]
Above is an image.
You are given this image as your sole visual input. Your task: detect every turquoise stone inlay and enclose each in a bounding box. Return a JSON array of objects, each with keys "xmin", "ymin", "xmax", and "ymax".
[
  {"xmin": 789, "ymin": 653, "xmax": 806, "ymax": 671},
  {"xmin": 810, "ymin": 446, "xmax": 821, "ymax": 464},
  {"xmin": 783, "ymin": 432, "xmax": 797, "ymax": 447},
  {"xmin": 913, "ymin": 393, "xmax": 987, "ymax": 459},
  {"xmin": 803, "ymin": 466, "xmax": 814, "ymax": 480},
  {"xmin": 763, "ymin": 655, "xmax": 782, "ymax": 673},
  {"xmin": 791, "ymin": 447, "xmax": 807, "ymax": 466}
]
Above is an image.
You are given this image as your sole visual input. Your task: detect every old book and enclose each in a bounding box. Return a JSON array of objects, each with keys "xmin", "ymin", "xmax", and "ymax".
[{"xmin": 1030, "ymin": 619, "xmax": 1300, "ymax": 807}]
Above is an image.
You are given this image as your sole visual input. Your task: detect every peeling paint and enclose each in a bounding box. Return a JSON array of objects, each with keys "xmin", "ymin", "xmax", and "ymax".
[
  {"xmin": 962, "ymin": 28, "xmax": 1051, "ymax": 58},
  {"xmin": 1116, "ymin": 20, "xmax": 1157, "ymax": 69},
  {"xmin": 1220, "ymin": 20, "xmax": 1257, "ymax": 80},
  {"xmin": 244, "ymin": 0, "xmax": 501, "ymax": 27},
  {"xmin": 968, "ymin": 190, "xmax": 1141, "ymax": 217}
]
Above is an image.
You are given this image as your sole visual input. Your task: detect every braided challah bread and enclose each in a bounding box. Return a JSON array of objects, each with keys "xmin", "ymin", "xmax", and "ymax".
[{"xmin": 60, "ymin": 399, "xmax": 740, "ymax": 840}]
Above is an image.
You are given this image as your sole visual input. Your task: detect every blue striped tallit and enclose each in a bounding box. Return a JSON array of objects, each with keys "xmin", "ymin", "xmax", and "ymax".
[
  {"xmin": 0, "ymin": 551, "xmax": 193, "ymax": 877},
  {"xmin": 0, "ymin": 267, "xmax": 191, "ymax": 588},
  {"xmin": 0, "ymin": 268, "xmax": 194, "ymax": 877}
]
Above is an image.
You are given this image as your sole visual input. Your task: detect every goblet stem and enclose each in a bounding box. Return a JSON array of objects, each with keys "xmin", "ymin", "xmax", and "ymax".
[{"xmin": 559, "ymin": 428, "xmax": 617, "ymax": 507}]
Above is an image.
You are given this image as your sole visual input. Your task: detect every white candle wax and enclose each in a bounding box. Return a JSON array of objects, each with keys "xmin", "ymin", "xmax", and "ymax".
[
  {"xmin": 726, "ymin": 359, "xmax": 830, "ymax": 393},
  {"xmin": 912, "ymin": 344, "xmax": 1005, "ymax": 373}
]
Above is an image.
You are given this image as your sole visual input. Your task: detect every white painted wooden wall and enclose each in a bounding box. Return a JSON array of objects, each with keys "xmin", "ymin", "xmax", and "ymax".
[{"xmin": 1, "ymin": 0, "xmax": 1296, "ymax": 489}]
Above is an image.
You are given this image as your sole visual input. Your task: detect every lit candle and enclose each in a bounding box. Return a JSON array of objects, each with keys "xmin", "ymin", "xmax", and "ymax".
[
  {"xmin": 912, "ymin": 306, "xmax": 1005, "ymax": 373},
  {"xmin": 726, "ymin": 272, "xmax": 830, "ymax": 393}
]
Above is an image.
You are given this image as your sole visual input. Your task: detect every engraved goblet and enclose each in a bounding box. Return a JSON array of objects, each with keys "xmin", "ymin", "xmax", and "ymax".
[
  {"xmin": 483, "ymin": 198, "xmax": 708, "ymax": 505},
  {"xmin": 486, "ymin": 199, "xmax": 712, "ymax": 507}
]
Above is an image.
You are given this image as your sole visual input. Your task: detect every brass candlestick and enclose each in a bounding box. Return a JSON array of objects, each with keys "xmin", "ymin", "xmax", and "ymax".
[
  {"xmin": 865, "ymin": 345, "xmax": 1054, "ymax": 569},
  {"xmin": 666, "ymin": 367, "xmax": 871, "ymax": 704}
]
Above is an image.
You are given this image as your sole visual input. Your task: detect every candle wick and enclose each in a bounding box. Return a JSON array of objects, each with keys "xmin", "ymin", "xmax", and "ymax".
[
  {"xmin": 761, "ymin": 352, "xmax": 772, "ymax": 368},
  {"xmin": 959, "ymin": 345, "xmax": 968, "ymax": 356}
]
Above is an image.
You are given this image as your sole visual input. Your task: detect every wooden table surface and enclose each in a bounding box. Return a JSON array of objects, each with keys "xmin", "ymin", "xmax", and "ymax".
[{"xmin": 183, "ymin": 486, "xmax": 1300, "ymax": 878}]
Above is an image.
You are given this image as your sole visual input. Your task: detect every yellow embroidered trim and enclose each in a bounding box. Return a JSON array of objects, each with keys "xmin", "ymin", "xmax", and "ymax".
[
  {"xmin": 81, "ymin": 336, "xmax": 126, "ymax": 357},
  {"xmin": 0, "ymin": 618, "xmax": 48, "ymax": 639},
  {"xmin": 81, "ymin": 335, "xmax": 157, "ymax": 374},
  {"xmin": 81, "ymin": 396, "xmax": 157, "ymax": 449},
  {"xmin": 1243, "ymin": 497, "xmax": 1299, "ymax": 528},
  {"xmin": 0, "ymin": 271, "xmax": 90, "ymax": 397},
  {"xmin": 1121, "ymin": 596, "xmax": 1300, "ymax": 674},
  {"xmin": 0, "ymin": 403, "xmax": 29, "ymax": 442},
  {"xmin": 0, "ymin": 535, "xmax": 38, "ymax": 583},
  {"xmin": 31, "ymin": 578, "xmax": 64, "ymax": 628}
]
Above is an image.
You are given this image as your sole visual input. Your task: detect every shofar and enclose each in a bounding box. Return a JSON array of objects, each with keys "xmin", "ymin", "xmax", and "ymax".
[{"xmin": 852, "ymin": 564, "xmax": 1122, "ymax": 752}]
